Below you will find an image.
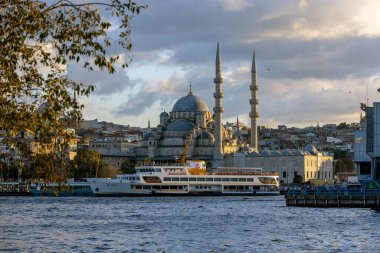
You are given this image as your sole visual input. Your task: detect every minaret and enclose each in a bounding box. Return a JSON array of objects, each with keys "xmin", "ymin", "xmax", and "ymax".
[
  {"xmin": 213, "ymin": 43, "xmax": 224, "ymax": 161},
  {"xmin": 249, "ymin": 50, "xmax": 258, "ymax": 150},
  {"xmin": 236, "ymin": 116, "xmax": 241, "ymax": 140}
]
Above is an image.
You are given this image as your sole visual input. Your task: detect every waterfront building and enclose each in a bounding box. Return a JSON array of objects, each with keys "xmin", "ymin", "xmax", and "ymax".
[
  {"xmin": 361, "ymin": 102, "xmax": 380, "ymax": 181},
  {"xmin": 224, "ymin": 145, "xmax": 334, "ymax": 184},
  {"xmin": 89, "ymin": 138, "xmax": 141, "ymax": 168},
  {"xmin": 354, "ymin": 117, "xmax": 372, "ymax": 180}
]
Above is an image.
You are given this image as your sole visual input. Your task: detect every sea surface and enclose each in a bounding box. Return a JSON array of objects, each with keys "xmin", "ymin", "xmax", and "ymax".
[{"xmin": 0, "ymin": 196, "xmax": 379, "ymax": 252}]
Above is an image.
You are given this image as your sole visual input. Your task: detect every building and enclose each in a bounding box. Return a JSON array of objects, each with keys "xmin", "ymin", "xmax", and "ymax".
[
  {"xmin": 360, "ymin": 103, "xmax": 380, "ymax": 180},
  {"xmin": 224, "ymin": 145, "xmax": 334, "ymax": 184},
  {"xmin": 354, "ymin": 117, "xmax": 372, "ymax": 180}
]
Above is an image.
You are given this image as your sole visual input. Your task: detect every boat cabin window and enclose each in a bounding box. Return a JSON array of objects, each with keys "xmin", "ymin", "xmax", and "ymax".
[
  {"xmin": 197, "ymin": 178, "xmax": 205, "ymax": 181},
  {"xmin": 247, "ymin": 178, "xmax": 254, "ymax": 182},
  {"xmin": 172, "ymin": 177, "xmax": 179, "ymax": 181},
  {"xmin": 238, "ymin": 178, "xmax": 246, "ymax": 182},
  {"xmin": 206, "ymin": 178, "xmax": 213, "ymax": 182},
  {"xmin": 180, "ymin": 178, "xmax": 188, "ymax": 181},
  {"xmin": 154, "ymin": 168, "xmax": 161, "ymax": 172},
  {"xmin": 189, "ymin": 178, "xmax": 196, "ymax": 181},
  {"xmin": 222, "ymin": 178, "xmax": 229, "ymax": 182},
  {"xmin": 230, "ymin": 178, "xmax": 238, "ymax": 182},
  {"xmin": 214, "ymin": 178, "xmax": 221, "ymax": 181},
  {"xmin": 164, "ymin": 177, "xmax": 171, "ymax": 181}
]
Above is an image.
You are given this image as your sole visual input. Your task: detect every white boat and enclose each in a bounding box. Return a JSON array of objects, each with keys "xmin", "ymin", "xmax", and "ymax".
[{"xmin": 88, "ymin": 161, "xmax": 280, "ymax": 196}]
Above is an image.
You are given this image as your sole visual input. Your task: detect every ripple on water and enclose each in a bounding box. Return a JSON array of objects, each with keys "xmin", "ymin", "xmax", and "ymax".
[{"xmin": 0, "ymin": 196, "xmax": 380, "ymax": 252}]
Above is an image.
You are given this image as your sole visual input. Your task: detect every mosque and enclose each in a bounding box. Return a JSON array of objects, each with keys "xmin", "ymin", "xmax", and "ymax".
[
  {"xmin": 134, "ymin": 43, "xmax": 259, "ymax": 167},
  {"xmin": 89, "ymin": 43, "xmax": 334, "ymax": 183}
]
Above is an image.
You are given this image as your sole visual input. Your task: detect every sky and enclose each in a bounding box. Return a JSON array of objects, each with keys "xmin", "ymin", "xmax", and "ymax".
[{"xmin": 70, "ymin": 0, "xmax": 380, "ymax": 128}]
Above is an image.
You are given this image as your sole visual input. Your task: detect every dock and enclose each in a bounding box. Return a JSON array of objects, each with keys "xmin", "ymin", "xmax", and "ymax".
[{"xmin": 285, "ymin": 188, "xmax": 380, "ymax": 208}]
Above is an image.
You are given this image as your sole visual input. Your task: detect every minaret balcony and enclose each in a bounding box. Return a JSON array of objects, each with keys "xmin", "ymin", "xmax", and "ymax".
[
  {"xmin": 213, "ymin": 93, "xmax": 224, "ymax": 99},
  {"xmin": 214, "ymin": 77, "xmax": 223, "ymax": 83},
  {"xmin": 250, "ymin": 85, "xmax": 258, "ymax": 91},
  {"xmin": 249, "ymin": 99, "xmax": 259, "ymax": 105},
  {"xmin": 214, "ymin": 107, "xmax": 224, "ymax": 113},
  {"xmin": 249, "ymin": 112, "xmax": 259, "ymax": 118}
]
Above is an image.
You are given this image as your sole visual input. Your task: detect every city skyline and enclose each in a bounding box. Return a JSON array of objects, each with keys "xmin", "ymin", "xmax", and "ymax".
[{"xmin": 69, "ymin": 0, "xmax": 380, "ymax": 128}]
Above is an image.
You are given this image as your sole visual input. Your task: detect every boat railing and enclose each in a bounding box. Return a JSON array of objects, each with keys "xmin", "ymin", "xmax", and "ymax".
[
  {"xmin": 212, "ymin": 172, "xmax": 279, "ymax": 176},
  {"xmin": 167, "ymin": 172, "xmax": 187, "ymax": 175}
]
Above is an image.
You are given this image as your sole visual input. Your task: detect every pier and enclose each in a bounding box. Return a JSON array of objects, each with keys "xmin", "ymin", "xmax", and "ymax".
[{"xmin": 286, "ymin": 188, "xmax": 380, "ymax": 208}]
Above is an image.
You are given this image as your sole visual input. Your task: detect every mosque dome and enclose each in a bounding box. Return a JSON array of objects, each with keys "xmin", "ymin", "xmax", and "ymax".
[
  {"xmin": 166, "ymin": 120, "xmax": 194, "ymax": 132},
  {"xmin": 172, "ymin": 94, "xmax": 210, "ymax": 113},
  {"xmin": 160, "ymin": 111, "xmax": 169, "ymax": 117}
]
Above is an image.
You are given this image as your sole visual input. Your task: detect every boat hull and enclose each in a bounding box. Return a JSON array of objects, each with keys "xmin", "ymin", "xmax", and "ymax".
[{"xmin": 90, "ymin": 181, "xmax": 279, "ymax": 197}]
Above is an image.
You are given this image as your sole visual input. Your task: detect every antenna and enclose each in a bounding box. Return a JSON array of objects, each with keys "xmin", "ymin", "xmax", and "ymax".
[{"xmin": 366, "ymin": 83, "xmax": 369, "ymax": 106}]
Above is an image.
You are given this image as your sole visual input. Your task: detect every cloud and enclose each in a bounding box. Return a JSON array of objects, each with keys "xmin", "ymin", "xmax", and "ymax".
[{"xmin": 80, "ymin": 0, "xmax": 380, "ymax": 128}]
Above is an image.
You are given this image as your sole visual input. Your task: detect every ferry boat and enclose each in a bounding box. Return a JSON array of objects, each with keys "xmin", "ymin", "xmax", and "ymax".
[{"xmin": 88, "ymin": 161, "xmax": 280, "ymax": 196}]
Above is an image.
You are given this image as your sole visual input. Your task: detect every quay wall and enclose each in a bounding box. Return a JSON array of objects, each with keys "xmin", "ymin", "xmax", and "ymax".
[{"xmin": 286, "ymin": 194, "xmax": 380, "ymax": 208}]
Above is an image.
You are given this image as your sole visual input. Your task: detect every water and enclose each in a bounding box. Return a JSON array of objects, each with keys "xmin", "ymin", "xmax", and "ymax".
[{"xmin": 0, "ymin": 196, "xmax": 379, "ymax": 252}]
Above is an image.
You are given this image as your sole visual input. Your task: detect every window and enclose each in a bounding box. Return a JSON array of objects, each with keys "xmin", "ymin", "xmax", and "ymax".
[
  {"xmin": 283, "ymin": 171, "xmax": 287, "ymax": 178},
  {"xmin": 164, "ymin": 177, "xmax": 171, "ymax": 181},
  {"xmin": 180, "ymin": 178, "xmax": 188, "ymax": 181},
  {"xmin": 222, "ymin": 178, "xmax": 229, "ymax": 182},
  {"xmin": 206, "ymin": 178, "xmax": 213, "ymax": 182},
  {"xmin": 214, "ymin": 178, "xmax": 221, "ymax": 181},
  {"xmin": 189, "ymin": 178, "xmax": 196, "ymax": 181},
  {"xmin": 238, "ymin": 178, "xmax": 246, "ymax": 182},
  {"xmin": 247, "ymin": 178, "xmax": 253, "ymax": 182},
  {"xmin": 197, "ymin": 178, "xmax": 205, "ymax": 181},
  {"xmin": 172, "ymin": 177, "xmax": 179, "ymax": 181},
  {"xmin": 230, "ymin": 178, "xmax": 238, "ymax": 182}
]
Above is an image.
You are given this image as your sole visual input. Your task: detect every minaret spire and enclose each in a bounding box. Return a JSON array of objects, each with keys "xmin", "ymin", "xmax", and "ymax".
[
  {"xmin": 249, "ymin": 49, "xmax": 259, "ymax": 151},
  {"xmin": 251, "ymin": 50, "xmax": 257, "ymax": 73},
  {"xmin": 188, "ymin": 82, "xmax": 193, "ymax": 95},
  {"xmin": 213, "ymin": 42, "xmax": 224, "ymax": 164}
]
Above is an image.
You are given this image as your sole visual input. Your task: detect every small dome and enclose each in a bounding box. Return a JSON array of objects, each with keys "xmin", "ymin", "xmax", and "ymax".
[
  {"xmin": 166, "ymin": 120, "xmax": 194, "ymax": 132},
  {"xmin": 142, "ymin": 133, "xmax": 155, "ymax": 141},
  {"xmin": 305, "ymin": 145, "xmax": 318, "ymax": 155},
  {"xmin": 172, "ymin": 94, "xmax": 210, "ymax": 113},
  {"xmin": 196, "ymin": 131, "xmax": 214, "ymax": 140},
  {"xmin": 160, "ymin": 111, "xmax": 169, "ymax": 117}
]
